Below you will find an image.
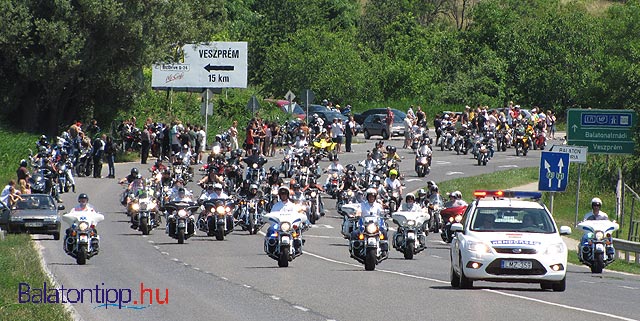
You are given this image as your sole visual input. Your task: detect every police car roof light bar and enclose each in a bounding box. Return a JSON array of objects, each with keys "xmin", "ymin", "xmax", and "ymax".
[{"xmin": 473, "ymin": 190, "xmax": 542, "ymax": 200}]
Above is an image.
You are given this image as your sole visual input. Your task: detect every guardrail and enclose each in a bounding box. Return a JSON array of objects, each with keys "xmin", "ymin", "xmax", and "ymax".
[{"xmin": 614, "ymin": 238, "xmax": 640, "ymax": 264}]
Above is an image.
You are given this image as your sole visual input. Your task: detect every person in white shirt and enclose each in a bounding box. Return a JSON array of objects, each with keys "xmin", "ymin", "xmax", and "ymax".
[
  {"xmin": 401, "ymin": 193, "xmax": 423, "ymax": 212},
  {"xmin": 354, "ymin": 188, "xmax": 387, "ymax": 241},
  {"xmin": 325, "ymin": 158, "xmax": 345, "ymax": 187},
  {"xmin": 582, "ymin": 197, "xmax": 609, "ymax": 221},
  {"xmin": 199, "ymin": 184, "xmax": 228, "ymax": 201},
  {"xmin": 361, "ymin": 153, "xmax": 378, "ymax": 173},
  {"xmin": 178, "ymin": 144, "xmax": 192, "ymax": 166},
  {"xmin": 384, "ymin": 169, "xmax": 402, "ymax": 194},
  {"xmin": 331, "ymin": 119, "xmax": 344, "ymax": 153}
]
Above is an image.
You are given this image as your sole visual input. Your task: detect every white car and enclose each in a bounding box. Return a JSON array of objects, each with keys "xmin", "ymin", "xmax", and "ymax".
[{"xmin": 450, "ymin": 190, "xmax": 572, "ymax": 291}]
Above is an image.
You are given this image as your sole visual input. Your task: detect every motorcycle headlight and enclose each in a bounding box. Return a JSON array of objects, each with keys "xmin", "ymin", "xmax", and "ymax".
[
  {"xmin": 311, "ymin": 191, "xmax": 317, "ymax": 197},
  {"xmin": 455, "ymin": 214, "xmax": 463, "ymax": 223},
  {"xmin": 216, "ymin": 206, "xmax": 226, "ymax": 215},
  {"xmin": 213, "ymin": 145, "xmax": 221, "ymax": 154},
  {"xmin": 365, "ymin": 223, "xmax": 378, "ymax": 234},
  {"xmin": 149, "ymin": 202, "xmax": 157, "ymax": 210},
  {"xmin": 131, "ymin": 203, "xmax": 140, "ymax": 211},
  {"xmin": 347, "ymin": 190, "xmax": 353, "ymax": 197},
  {"xmin": 468, "ymin": 241, "xmax": 491, "ymax": 253},
  {"xmin": 433, "ymin": 205, "xmax": 440, "ymax": 211},
  {"xmin": 545, "ymin": 243, "xmax": 565, "ymax": 255},
  {"xmin": 252, "ymin": 163, "xmax": 258, "ymax": 169},
  {"xmin": 407, "ymin": 220, "xmax": 416, "ymax": 227},
  {"xmin": 448, "ymin": 216, "xmax": 454, "ymax": 223},
  {"xmin": 178, "ymin": 209, "xmax": 188, "ymax": 218},
  {"xmin": 280, "ymin": 222, "xmax": 291, "ymax": 232},
  {"xmin": 392, "ymin": 192, "xmax": 399, "ymax": 198},
  {"xmin": 595, "ymin": 231, "xmax": 604, "ymax": 241},
  {"xmin": 78, "ymin": 221, "xmax": 89, "ymax": 231}
]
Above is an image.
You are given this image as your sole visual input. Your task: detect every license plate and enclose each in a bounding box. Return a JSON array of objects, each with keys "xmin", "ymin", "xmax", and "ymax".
[
  {"xmin": 407, "ymin": 232, "xmax": 415, "ymax": 240},
  {"xmin": 501, "ymin": 260, "xmax": 532, "ymax": 269},
  {"xmin": 25, "ymin": 222, "xmax": 43, "ymax": 227},
  {"xmin": 281, "ymin": 236, "xmax": 290, "ymax": 244},
  {"xmin": 79, "ymin": 235, "xmax": 88, "ymax": 243},
  {"xmin": 178, "ymin": 222, "xmax": 186, "ymax": 228},
  {"xmin": 367, "ymin": 237, "xmax": 377, "ymax": 246}
]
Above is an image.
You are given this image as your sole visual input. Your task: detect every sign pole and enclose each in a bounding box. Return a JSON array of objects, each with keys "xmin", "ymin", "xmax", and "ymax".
[
  {"xmin": 205, "ymin": 89, "xmax": 209, "ymax": 142},
  {"xmin": 574, "ymin": 164, "xmax": 581, "ymax": 227},
  {"xmin": 306, "ymin": 91, "xmax": 310, "ymax": 124},
  {"xmin": 549, "ymin": 192, "xmax": 554, "ymax": 216}
]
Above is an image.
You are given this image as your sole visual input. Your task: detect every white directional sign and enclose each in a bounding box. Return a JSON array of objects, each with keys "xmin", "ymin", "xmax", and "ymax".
[
  {"xmin": 549, "ymin": 145, "xmax": 587, "ymax": 163},
  {"xmin": 152, "ymin": 42, "xmax": 248, "ymax": 89}
]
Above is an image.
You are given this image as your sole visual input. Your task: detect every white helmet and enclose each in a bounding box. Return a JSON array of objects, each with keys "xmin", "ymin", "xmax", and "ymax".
[
  {"xmin": 453, "ymin": 191, "xmax": 462, "ymax": 199},
  {"xmin": 365, "ymin": 188, "xmax": 378, "ymax": 198},
  {"xmin": 591, "ymin": 197, "xmax": 602, "ymax": 206},
  {"xmin": 313, "ymin": 113, "xmax": 319, "ymax": 118}
]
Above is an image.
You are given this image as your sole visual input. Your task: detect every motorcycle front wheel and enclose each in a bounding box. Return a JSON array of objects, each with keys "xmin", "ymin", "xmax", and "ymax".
[
  {"xmin": 365, "ymin": 247, "xmax": 377, "ymax": 271},
  {"xmin": 140, "ymin": 218, "xmax": 150, "ymax": 235},
  {"xmin": 76, "ymin": 244, "xmax": 87, "ymax": 265},
  {"xmin": 278, "ymin": 247, "xmax": 290, "ymax": 267},
  {"xmin": 591, "ymin": 252, "xmax": 605, "ymax": 273},
  {"xmin": 404, "ymin": 241, "xmax": 414, "ymax": 260},
  {"xmin": 177, "ymin": 229, "xmax": 185, "ymax": 244}
]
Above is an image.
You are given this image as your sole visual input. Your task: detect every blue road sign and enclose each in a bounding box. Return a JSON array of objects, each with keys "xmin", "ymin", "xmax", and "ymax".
[{"xmin": 538, "ymin": 151, "xmax": 570, "ymax": 192}]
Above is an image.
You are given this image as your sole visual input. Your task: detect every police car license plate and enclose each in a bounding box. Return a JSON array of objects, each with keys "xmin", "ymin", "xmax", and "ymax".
[{"xmin": 501, "ymin": 260, "xmax": 532, "ymax": 269}]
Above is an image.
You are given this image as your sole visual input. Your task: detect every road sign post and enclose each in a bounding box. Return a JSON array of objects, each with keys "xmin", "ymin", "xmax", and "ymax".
[
  {"xmin": 539, "ymin": 151, "xmax": 570, "ymax": 216},
  {"xmin": 550, "ymin": 145, "xmax": 587, "ymax": 226},
  {"xmin": 567, "ymin": 109, "xmax": 636, "ymax": 154}
]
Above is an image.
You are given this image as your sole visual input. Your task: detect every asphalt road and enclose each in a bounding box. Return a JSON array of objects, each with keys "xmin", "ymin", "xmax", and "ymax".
[{"xmin": 33, "ymin": 134, "xmax": 640, "ymax": 321}]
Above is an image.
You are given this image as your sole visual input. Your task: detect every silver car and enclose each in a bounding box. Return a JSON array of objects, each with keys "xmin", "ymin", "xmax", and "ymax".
[{"xmin": 8, "ymin": 194, "xmax": 64, "ymax": 240}]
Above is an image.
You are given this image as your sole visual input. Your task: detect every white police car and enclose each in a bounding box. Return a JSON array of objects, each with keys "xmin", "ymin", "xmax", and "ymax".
[{"xmin": 450, "ymin": 190, "xmax": 572, "ymax": 291}]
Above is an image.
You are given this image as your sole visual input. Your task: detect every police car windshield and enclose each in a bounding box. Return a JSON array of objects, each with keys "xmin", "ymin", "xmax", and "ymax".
[{"xmin": 470, "ymin": 208, "xmax": 556, "ymax": 233}]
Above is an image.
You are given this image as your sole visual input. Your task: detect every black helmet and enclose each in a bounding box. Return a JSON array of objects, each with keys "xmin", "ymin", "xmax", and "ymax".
[
  {"xmin": 20, "ymin": 159, "xmax": 27, "ymax": 167},
  {"xmin": 78, "ymin": 193, "xmax": 89, "ymax": 201},
  {"xmin": 131, "ymin": 168, "xmax": 139, "ymax": 175},
  {"xmin": 40, "ymin": 135, "xmax": 47, "ymax": 141},
  {"xmin": 388, "ymin": 146, "xmax": 396, "ymax": 153},
  {"xmin": 346, "ymin": 164, "xmax": 356, "ymax": 172}
]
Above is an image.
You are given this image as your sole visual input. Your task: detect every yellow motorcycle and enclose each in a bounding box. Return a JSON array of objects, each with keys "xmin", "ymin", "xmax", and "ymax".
[{"xmin": 311, "ymin": 137, "xmax": 337, "ymax": 160}]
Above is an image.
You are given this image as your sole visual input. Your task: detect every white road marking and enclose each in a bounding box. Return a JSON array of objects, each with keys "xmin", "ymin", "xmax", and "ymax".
[
  {"xmin": 161, "ymin": 252, "xmax": 169, "ymax": 255},
  {"xmin": 193, "ymin": 267, "xmax": 201, "ymax": 271},
  {"xmin": 271, "ymin": 295, "xmax": 280, "ymax": 300},
  {"xmin": 445, "ymin": 171, "xmax": 464, "ymax": 176},
  {"xmin": 406, "ymin": 178, "xmax": 421, "ymax": 182},
  {"xmin": 430, "ymin": 255, "xmax": 442, "ymax": 259},
  {"xmin": 221, "ymin": 277, "xmax": 228, "ymax": 281},
  {"xmin": 171, "ymin": 258, "xmax": 179, "ymax": 262},
  {"xmin": 143, "ymin": 236, "xmax": 148, "ymax": 238},
  {"xmin": 620, "ymin": 285, "xmax": 638, "ymax": 290},
  {"xmin": 243, "ymin": 284, "xmax": 252, "ymax": 288},
  {"xmin": 147, "ymin": 240, "xmax": 153, "ymax": 243},
  {"xmin": 311, "ymin": 224, "xmax": 334, "ymax": 229},
  {"xmin": 436, "ymin": 160, "xmax": 451, "ymax": 165},
  {"xmin": 304, "ymin": 251, "xmax": 636, "ymax": 321},
  {"xmin": 303, "ymin": 235, "xmax": 344, "ymax": 240},
  {"xmin": 498, "ymin": 165, "xmax": 519, "ymax": 168},
  {"xmin": 183, "ymin": 263, "xmax": 190, "ymax": 266},
  {"xmin": 153, "ymin": 246, "xmax": 160, "ymax": 250},
  {"xmin": 293, "ymin": 305, "xmax": 309, "ymax": 312}
]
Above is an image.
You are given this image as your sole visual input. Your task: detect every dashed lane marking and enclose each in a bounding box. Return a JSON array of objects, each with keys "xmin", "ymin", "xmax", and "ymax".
[{"xmin": 293, "ymin": 305, "xmax": 309, "ymax": 312}]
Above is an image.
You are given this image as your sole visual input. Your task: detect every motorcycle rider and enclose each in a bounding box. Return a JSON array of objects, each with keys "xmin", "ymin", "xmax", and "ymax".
[
  {"xmin": 208, "ymin": 183, "xmax": 228, "ymax": 199},
  {"xmin": 150, "ymin": 159, "xmax": 168, "ymax": 173},
  {"xmin": 56, "ymin": 149, "xmax": 76, "ymax": 193},
  {"xmin": 444, "ymin": 191, "xmax": 468, "ymax": 208},
  {"xmin": 324, "ymin": 157, "xmax": 344, "ymax": 189},
  {"xmin": 65, "ymin": 193, "xmax": 97, "ymax": 252},
  {"xmin": 361, "ymin": 152, "xmax": 379, "ymax": 172},
  {"xmin": 580, "ymin": 197, "xmax": 614, "ymax": 258},
  {"xmin": 401, "ymin": 193, "xmax": 423, "ymax": 212},
  {"xmin": 171, "ymin": 187, "xmax": 194, "ymax": 202},
  {"xmin": 17, "ymin": 159, "xmax": 30, "ymax": 183},
  {"xmin": 384, "ymin": 169, "xmax": 403, "ymax": 195},
  {"xmin": 267, "ymin": 167, "xmax": 283, "ymax": 187},
  {"xmin": 353, "ymin": 188, "xmax": 388, "ymax": 241}
]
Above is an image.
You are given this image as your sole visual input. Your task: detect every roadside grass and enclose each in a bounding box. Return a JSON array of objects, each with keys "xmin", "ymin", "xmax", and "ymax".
[
  {"xmin": 436, "ymin": 164, "xmax": 640, "ymax": 274},
  {"xmin": 0, "ymin": 127, "xmax": 40, "ymax": 184},
  {"xmin": 0, "ymin": 234, "xmax": 71, "ymax": 321}
]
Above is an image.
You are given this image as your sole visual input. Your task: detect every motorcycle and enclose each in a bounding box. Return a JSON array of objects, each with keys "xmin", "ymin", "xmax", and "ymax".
[
  {"xmin": 280, "ymin": 146, "xmax": 302, "ymax": 178},
  {"xmin": 237, "ymin": 198, "xmax": 267, "ymax": 235},
  {"xmin": 349, "ymin": 214, "xmax": 389, "ymax": 271},
  {"xmin": 414, "ymin": 143, "xmax": 432, "ymax": 177},
  {"xmin": 340, "ymin": 203, "xmax": 361, "ymax": 239},
  {"xmin": 533, "ymin": 127, "xmax": 546, "ymax": 150},
  {"xmin": 75, "ymin": 147, "xmax": 93, "ymax": 177},
  {"xmin": 514, "ymin": 129, "xmax": 530, "ymax": 156},
  {"xmin": 129, "ymin": 188, "xmax": 161, "ymax": 235},
  {"xmin": 310, "ymin": 137, "xmax": 337, "ymax": 161},
  {"xmin": 495, "ymin": 127, "xmax": 509, "ymax": 152},
  {"xmin": 304, "ymin": 187, "xmax": 322, "ymax": 224},
  {"xmin": 476, "ymin": 141, "xmax": 490, "ymax": 166},
  {"xmin": 164, "ymin": 201, "xmax": 199, "ymax": 244},
  {"xmin": 392, "ymin": 211, "xmax": 429, "ymax": 259},
  {"xmin": 263, "ymin": 210, "xmax": 307, "ymax": 267},
  {"xmin": 438, "ymin": 124, "xmax": 455, "ymax": 151},
  {"xmin": 440, "ymin": 205, "xmax": 467, "ymax": 243},
  {"xmin": 577, "ymin": 220, "xmax": 619, "ymax": 273},
  {"xmin": 325, "ymin": 172, "xmax": 341, "ymax": 199},
  {"xmin": 200, "ymin": 199, "xmax": 235, "ymax": 240},
  {"xmin": 386, "ymin": 187, "xmax": 401, "ymax": 214},
  {"xmin": 57, "ymin": 159, "xmax": 74, "ymax": 194},
  {"xmin": 426, "ymin": 193, "xmax": 444, "ymax": 233},
  {"xmin": 337, "ymin": 188, "xmax": 359, "ymax": 215},
  {"xmin": 62, "ymin": 210, "xmax": 104, "ymax": 265}
]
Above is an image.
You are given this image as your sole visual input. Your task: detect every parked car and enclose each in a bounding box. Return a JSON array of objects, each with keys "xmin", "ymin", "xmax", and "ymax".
[
  {"xmin": 315, "ymin": 110, "xmax": 349, "ymax": 127},
  {"xmin": 266, "ymin": 99, "xmax": 306, "ymax": 120},
  {"xmin": 362, "ymin": 114, "xmax": 405, "ymax": 140},
  {"xmin": 0, "ymin": 200, "xmax": 10, "ymax": 231},
  {"xmin": 8, "ymin": 194, "xmax": 64, "ymax": 240},
  {"xmin": 354, "ymin": 108, "xmax": 406, "ymax": 125}
]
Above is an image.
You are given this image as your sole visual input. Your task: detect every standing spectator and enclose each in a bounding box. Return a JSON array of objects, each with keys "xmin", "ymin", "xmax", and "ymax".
[
  {"xmin": 92, "ymin": 134, "xmax": 106, "ymax": 178},
  {"xmin": 270, "ymin": 123, "xmax": 279, "ymax": 156},
  {"xmin": 245, "ymin": 122, "xmax": 255, "ymax": 156},
  {"xmin": 188, "ymin": 125, "xmax": 197, "ymax": 150},
  {"xmin": 85, "ymin": 119, "xmax": 101, "ymax": 138},
  {"xmin": 140, "ymin": 125, "xmax": 151, "ymax": 164},
  {"xmin": 230, "ymin": 120, "xmax": 239, "ymax": 150},
  {"xmin": 264, "ymin": 122, "xmax": 272, "ymax": 157},
  {"xmin": 331, "ymin": 119, "xmax": 344, "ymax": 154},
  {"xmin": 416, "ymin": 106, "xmax": 426, "ymax": 128},
  {"xmin": 16, "ymin": 159, "xmax": 30, "ymax": 182},
  {"xmin": 385, "ymin": 107, "xmax": 394, "ymax": 139},
  {"xmin": 196, "ymin": 126, "xmax": 207, "ymax": 164},
  {"xmin": 162, "ymin": 124, "xmax": 170, "ymax": 161},
  {"xmin": 170, "ymin": 121, "xmax": 181, "ymax": 163},
  {"xmin": 345, "ymin": 115, "xmax": 355, "ymax": 153},
  {"xmin": 403, "ymin": 116, "xmax": 413, "ymax": 149},
  {"xmin": 546, "ymin": 110, "xmax": 556, "ymax": 139},
  {"xmin": 104, "ymin": 135, "xmax": 117, "ymax": 178}
]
